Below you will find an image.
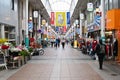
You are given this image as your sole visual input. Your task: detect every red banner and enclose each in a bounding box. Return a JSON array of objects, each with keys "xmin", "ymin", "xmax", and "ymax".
[
  {"xmin": 51, "ymin": 12, "xmax": 54, "ymax": 25},
  {"xmin": 63, "ymin": 26, "xmax": 66, "ymax": 33}
]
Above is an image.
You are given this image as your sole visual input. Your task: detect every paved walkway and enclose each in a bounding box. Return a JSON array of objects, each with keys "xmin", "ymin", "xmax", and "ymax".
[{"xmin": 0, "ymin": 44, "xmax": 120, "ymax": 80}]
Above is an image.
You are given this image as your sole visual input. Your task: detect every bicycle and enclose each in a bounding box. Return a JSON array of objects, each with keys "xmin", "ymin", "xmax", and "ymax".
[{"xmin": 31, "ymin": 48, "xmax": 44, "ymax": 56}]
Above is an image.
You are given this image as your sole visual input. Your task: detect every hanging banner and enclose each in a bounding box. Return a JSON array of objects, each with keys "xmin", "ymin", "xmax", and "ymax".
[
  {"xmin": 28, "ymin": 20, "xmax": 33, "ymax": 32},
  {"xmin": 94, "ymin": 15, "xmax": 101, "ymax": 27},
  {"xmin": 63, "ymin": 26, "xmax": 66, "ymax": 33},
  {"xmin": 56, "ymin": 12, "xmax": 66, "ymax": 26},
  {"xmin": 67, "ymin": 12, "xmax": 70, "ymax": 25},
  {"xmin": 56, "ymin": 27, "xmax": 59, "ymax": 32},
  {"xmin": 51, "ymin": 12, "xmax": 55, "ymax": 25}
]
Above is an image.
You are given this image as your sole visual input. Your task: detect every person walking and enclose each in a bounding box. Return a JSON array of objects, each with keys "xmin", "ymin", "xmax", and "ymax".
[
  {"xmin": 55, "ymin": 38, "xmax": 59, "ymax": 49},
  {"xmin": 58, "ymin": 38, "xmax": 61, "ymax": 47},
  {"xmin": 113, "ymin": 38, "xmax": 118, "ymax": 61},
  {"xmin": 95, "ymin": 39, "xmax": 105, "ymax": 70},
  {"xmin": 61, "ymin": 38, "xmax": 65, "ymax": 49}
]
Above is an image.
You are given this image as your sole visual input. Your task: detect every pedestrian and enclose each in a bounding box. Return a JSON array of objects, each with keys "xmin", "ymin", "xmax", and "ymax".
[
  {"xmin": 51, "ymin": 38, "xmax": 54, "ymax": 47},
  {"xmin": 113, "ymin": 38, "xmax": 118, "ymax": 61},
  {"xmin": 95, "ymin": 39, "xmax": 105, "ymax": 70},
  {"xmin": 58, "ymin": 38, "xmax": 61, "ymax": 47},
  {"xmin": 61, "ymin": 38, "xmax": 65, "ymax": 49},
  {"xmin": 55, "ymin": 38, "xmax": 59, "ymax": 48}
]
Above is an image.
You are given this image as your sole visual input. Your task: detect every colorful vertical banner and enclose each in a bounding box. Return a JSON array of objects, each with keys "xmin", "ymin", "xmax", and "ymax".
[
  {"xmin": 67, "ymin": 12, "xmax": 70, "ymax": 25},
  {"xmin": 56, "ymin": 27, "xmax": 59, "ymax": 32},
  {"xmin": 63, "ymin": 26, "xmax": 66, "ymax": 33},
  {"xmin": 51, "ymin": 12, "xmax": 55, "ymax": 25},
  {"xmin": 28, "ymin": 20, "xmax": 33, "ymax": 32},
  {"xmin": 56, "ymin": 12, "xmax": 66, "ymax": 26}
]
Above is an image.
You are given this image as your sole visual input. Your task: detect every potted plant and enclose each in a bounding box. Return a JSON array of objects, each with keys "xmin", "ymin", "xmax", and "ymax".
[
  {"xmin": 28, "ymin": 47, "xmax": 33, "ymax": 60},
  {"xmin": 19, "ymin": 50, "xmax": 29, "ymax": 64}
]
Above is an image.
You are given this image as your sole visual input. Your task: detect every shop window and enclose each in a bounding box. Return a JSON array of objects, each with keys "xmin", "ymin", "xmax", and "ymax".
[{"xmin": 5, "ymin": 26, "xmax": 15, "ymax": 42}]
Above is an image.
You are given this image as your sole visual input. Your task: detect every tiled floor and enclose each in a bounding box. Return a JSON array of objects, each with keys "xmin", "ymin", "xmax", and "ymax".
[
  {"xmin": 3, "ymin": 44, "xmax": 120, "ymax": 80},
  {"xmin": 7, "ymin": 63, "xmax": 103, "ymax": 80}
]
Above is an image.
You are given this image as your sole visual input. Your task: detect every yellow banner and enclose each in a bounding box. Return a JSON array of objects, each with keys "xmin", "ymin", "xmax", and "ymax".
[{"xmin": 56, "ymin": 12, "xmax": 66, "ymax": 26}]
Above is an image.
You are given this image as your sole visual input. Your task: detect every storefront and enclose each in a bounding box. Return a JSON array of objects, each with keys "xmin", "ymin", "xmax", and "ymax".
[
  {"xmin": 106, "ymin": 9, "xmax": 120, "ymax": 62},
  {"xmin": 87, "ymin": 23, "xmax": 100, "ymax": 39}
]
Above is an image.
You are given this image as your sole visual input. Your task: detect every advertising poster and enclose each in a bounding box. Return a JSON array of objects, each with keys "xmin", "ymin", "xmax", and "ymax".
[{"xmin": 56, "ymin": 12, "xmax": 66, "ymax": 26}]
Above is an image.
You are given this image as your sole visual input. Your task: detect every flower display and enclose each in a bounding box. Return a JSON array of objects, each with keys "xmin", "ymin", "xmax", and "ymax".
[
  {"xmin": 1, "ymin": 45, "xmax": 9, "ymax": 49},
  {"xmin": 10, "ymin": 47, "xmax": 22, "ymax": 52},
  {"xmin": 0, "ymin": 38, "xmax": 8, "ymax": 44}
]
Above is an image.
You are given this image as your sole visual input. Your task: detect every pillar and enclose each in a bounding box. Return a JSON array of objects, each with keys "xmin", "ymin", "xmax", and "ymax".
[
  {"xmin": 23, "ymin": 0, "xmax": 29, "ymax": 48},
  {"xmin": 38, "ymin": 12, "xmax": 41, "ymax": 43},
  {"xmin": 101, "ymin": 0, "xmax": 105, "ymax": 37},
  {"xmin": 80, "ymin": 20, "xmax": 82, "ymax": 38},
  {"xmin": 1, "ymin": 24, "xmax": 5, "ymax": 38}
]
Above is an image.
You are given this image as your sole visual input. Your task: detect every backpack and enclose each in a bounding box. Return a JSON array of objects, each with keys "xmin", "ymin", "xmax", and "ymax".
[{"xmin": 99, "ymin": 44, "xmax": 105, "ymax": 54}]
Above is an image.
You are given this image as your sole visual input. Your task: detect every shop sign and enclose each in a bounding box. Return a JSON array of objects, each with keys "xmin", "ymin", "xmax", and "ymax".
[
  {"xmin": 75, "ymin": 20, "xmax": 79, "ymax": 24},
  {"xmin": 80, "ymin": 13, "xmax": 84, "ymax": 20},
  {"xmin": 87, "ymin": 3, "xmax": 93, "ymax": 11},
  {"xmin": 33, "ymin": 11, "xmax": 38, "ymax": 18}
]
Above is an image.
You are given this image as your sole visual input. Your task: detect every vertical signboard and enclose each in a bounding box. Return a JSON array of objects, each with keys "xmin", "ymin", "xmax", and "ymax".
[
  {"xmin": 51, "ymin": 12, "xmax": 55, "ymax": 25},
  {"xmin": 67, "ymin": 12, "xmax": 70, "ymax": 25},
  {"xmin": 28, "ymin": 20, "xmax": 33, "ymax": 32}
]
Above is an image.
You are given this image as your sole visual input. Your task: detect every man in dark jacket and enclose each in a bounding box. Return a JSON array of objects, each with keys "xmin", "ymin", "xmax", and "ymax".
[
  {"xmin": 95, "ymin": 39, "xmax": 105, "ymax": 70},
  {"xmin": 113, "ymin": 38, "xmax": 118, "ymax": 61}
]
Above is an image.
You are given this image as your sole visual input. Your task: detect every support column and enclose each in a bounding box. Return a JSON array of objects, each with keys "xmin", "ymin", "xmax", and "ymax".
[
  {"xmin": 46, "ymin": 22, "xmax": 48, "ymax": 39},
  {"xmin": 80, "ymin": 20, "xmax": 82, "ymax": 38},
  {"xmin": 79, "ymin": 12, "xmax": 84, "ymax": 38},
  {"xmin": 38, "ymin": 13, "xmax": 41, "ymax": 44},
  {"xmin": 73, "ymin": 24, "xmax": 76, "ymax": 41},
  {"xmin": 1, "ymin": 24, "xmax": 5, "ymax": 38},
  {"xmin": 101, "ymin": 0, "xmax": 105, "ymax": 37},
  {"xmin": 38, "ymin": 12, "xmax": 41, "ymax": 30},
  {"xmin": 23, "ymin": 0, "xmax": 29, "ymax": 48}
]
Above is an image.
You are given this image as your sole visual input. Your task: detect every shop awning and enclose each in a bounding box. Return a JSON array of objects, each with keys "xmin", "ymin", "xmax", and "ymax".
[{"xmin": 106, "ymin": 9, "xmax": 120, "ymax": 30}]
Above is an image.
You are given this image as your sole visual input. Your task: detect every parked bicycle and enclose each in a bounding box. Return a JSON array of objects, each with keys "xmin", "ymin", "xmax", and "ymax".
[
  {"xmin": 33, "ymin": 48, "xmax": 44, "ymax": 55},
  {"xmin": 31, "ymin": 44, "xmax": 44, "ymax": 56}
]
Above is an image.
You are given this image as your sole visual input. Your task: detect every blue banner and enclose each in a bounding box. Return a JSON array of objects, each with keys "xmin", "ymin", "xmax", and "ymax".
[
  {"xmin": 94, "ymin": 15, "xmax": 101, "ymax": 27},
  {"xmin": 56, "ymin": 27, "xmax": 59, "ymax": 32},
  {"xmin": 28, "ymin": 21, "xmax": 33, "ymax": 32},
  {"xmin": 67, "ymin": 12, "xmax": 70, "ymax": 25}
]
